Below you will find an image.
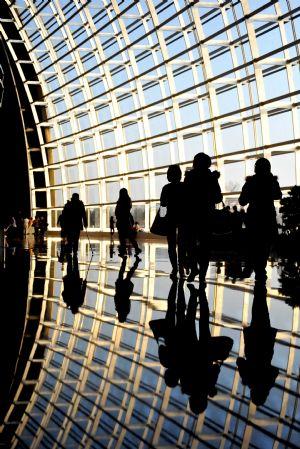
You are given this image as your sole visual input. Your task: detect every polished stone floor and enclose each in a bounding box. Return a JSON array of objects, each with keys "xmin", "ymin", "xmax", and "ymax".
[{"xmin": 0, "ymin": 238, "xmax": 299, "ymax": 449}]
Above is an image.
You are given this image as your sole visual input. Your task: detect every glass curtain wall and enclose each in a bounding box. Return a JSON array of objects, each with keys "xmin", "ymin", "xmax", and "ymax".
[{"xmin": 3, "ymin": 0, "xmax": 300, "ymax": 230}]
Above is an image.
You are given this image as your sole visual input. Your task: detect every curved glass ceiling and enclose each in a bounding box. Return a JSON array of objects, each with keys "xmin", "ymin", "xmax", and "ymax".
[{"xmin": 3, "ymin": 0, "xmax": 300, "ymax": 230}]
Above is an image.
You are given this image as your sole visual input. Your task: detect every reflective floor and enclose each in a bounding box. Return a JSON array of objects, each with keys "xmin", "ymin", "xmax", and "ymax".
[{"xmin": 0, "ymin": 238, "xmax": 299, "ymax": 449}]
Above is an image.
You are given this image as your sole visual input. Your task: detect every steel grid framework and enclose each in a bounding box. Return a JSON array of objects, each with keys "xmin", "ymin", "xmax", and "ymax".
[
  {"xmin": 1, "ymin": 0, "xmax": 300, "ymax": 230},
  {"xmin": 0, "ymin": 239, "xmax": 299, "ymax": 448}
]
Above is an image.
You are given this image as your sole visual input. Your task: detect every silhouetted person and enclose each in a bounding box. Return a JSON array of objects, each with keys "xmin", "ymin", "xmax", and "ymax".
[
  {"xmin": 114, "ymin": 255, "xmax": 141, "ymax": 322},
  {"xmin": 239, "ymin": 158, "xmax": 282, "ymax": 280},
  {"xmin": 160, "ymin": 165, "xmax": 186, "ymax": 278},
  {"xmin": 63, "ymin": 193, "xmax": 87, "ymax": 255},
  {"xmin": 237, "ymin": 282, "xmax": 279, "ymax": 406},
  {"xmin": 4, "ymin": 216, "xmax": 17, "ymax": 240},
  {"xmin": 62, "ymin": 254, "xmax": 86, "ymax": 314},
  {"xmin": 115, "ymin": 188, "xmax": 141, "ymax": 257},
  {"xmin": 184, "ymin": 153, "xmax": 222, "ymax": 283},
  {"xmin": 39, "ymin": 216, "xmax": 48, "ymax": 238},
  {"xmin": 110, "ymin": 216, "xmax": 115, "ymax": 236}
]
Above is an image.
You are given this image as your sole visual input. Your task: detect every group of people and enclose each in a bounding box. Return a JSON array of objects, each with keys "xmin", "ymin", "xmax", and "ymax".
[
  {"xmin": 157, "ymin": 153, "xmax": 281, "ymax": 283},
  {"xmin": 149, "ymin": 278, "xmax": 278, "ymax": 413},
  {"xmin": 4, "ymin": 213, "xmax": 48, "ymax": 242},
  {"xmin": 55, "ymin": 152, "xmax": 281, "ymax": 288}
]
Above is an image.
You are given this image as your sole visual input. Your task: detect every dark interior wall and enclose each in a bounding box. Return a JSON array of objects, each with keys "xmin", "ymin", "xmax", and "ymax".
[{"xmin": 0, "ymin": 36, "xmax": 30, "ymax": 224}]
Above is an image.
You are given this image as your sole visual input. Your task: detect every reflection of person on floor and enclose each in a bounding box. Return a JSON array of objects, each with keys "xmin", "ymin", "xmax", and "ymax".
[
  {"xmin": 237, "ymin": 282, "xmax": 279, "ymax": 406},
  {"xmin": 239, "ymin": 158, "xmax": 282, "ymax": 281},
  {"xmin": 62, "ymin": 254, "xmax": 86, "ymax": 314},
  {"xmin": 114, "ymin": 255, "xmax": 141, "ymax": 322},
  {"xmin": 181, "ymin": 285, "xmax": 233, "ymax": 414},
  {"xmin": 109, "ymin": 237, "xmax": 115, "ymax": 259},
  {"xmin": 150, "ymin": 282, "xmax": 233, "ymax": 414}
]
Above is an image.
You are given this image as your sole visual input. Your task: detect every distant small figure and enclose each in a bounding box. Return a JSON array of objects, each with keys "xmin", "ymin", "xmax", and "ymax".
[
  {"xmin": 23, "ymin": 217, "xmax": 35, "ymax": 236},
  {"xmin": 231, "ymin": 205, "xmax": 243, "ymax": 246},
  {"xmin": 239, "ymin": 158, "xmax": 282, "ymax": 280},
  {"xmin": 4, "ymin": 216, "xmax": 17, "ymax": 240},
  {"xmin": 38, "ymin": 216, "xmax": 48, "ymax": 238},
  {"xmin": 115, "ymin": 188, "xmax": 141, "ymax": 257},
  {"xmin": 110, "ymin": 216, "xmax": 115, "ymax": 236},
  {"xmin": 160, "ymin": 164, "xmax": 186, "ymax": 278},
  {"xmin": 114, "ymin": 255, "xmax": 141, "ymax": 322},
  {"xmin": 62, "ymin": 254, "xmax": 86, "ymax": 314},
  {"xmin": 63, "ymin": 193, "xmax": 87, "ymax": 255},
  {"xmin": 132, "ymin": 221, "xmax": 140, "ymax": 234},
  {"xmin": 237, "ymin": 282, "xmax": 279, "ymax": 406}
]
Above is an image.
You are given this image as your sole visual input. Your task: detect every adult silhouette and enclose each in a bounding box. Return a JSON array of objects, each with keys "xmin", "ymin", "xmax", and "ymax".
[
  {"xmin": 160, "ymin": 165, "xmax": 186, "ymax": 278},
  {"xmin": 115, "ymin": 188, "xmax": 141, "ymax": 256},
  {"xmin": 239, "ymin": 158, "xmax": 282, "ymax": 280},
  {"xmin": 237, "ymin": 282, "xmax": 279, "ymax": 406},
  {"xmin": 114, "ymin": 255, "xmax": 141, "ymax": 323},
  {"xmin": 63, "ymin": 193, "xmax": 87, "ymax": 255},
  {"xmin": 62, "ymin": 254, "xmax": 86, "ymax": 314},
  {"xmin": 184, "ymin": 153, "xmax": 222, "ymax": 283}
]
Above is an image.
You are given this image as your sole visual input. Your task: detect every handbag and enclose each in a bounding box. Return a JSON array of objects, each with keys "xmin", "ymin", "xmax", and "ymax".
[
  {"xmin": 150, "ymin": 207, "xmax": 168, "ymax": 236},
  {"xmin": 212, "ymin": 202, "xmax": 232, "ymax": 235}
]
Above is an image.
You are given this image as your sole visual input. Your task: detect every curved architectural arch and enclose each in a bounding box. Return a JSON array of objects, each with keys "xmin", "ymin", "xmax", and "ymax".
[{"xmin": 1, "ymin": 0, "xmax": 299, "ymax": 231}]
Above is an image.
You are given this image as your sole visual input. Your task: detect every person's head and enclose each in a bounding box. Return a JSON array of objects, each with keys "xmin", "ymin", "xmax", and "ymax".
[
  {"xmin": 193, "ymin": 153, "xmax": 211, "ymax": 171},
  {"xmin": 233, "ymin": 205, "xmax": 238, "ymax": 212},
  {"xmin": 72, "ymin": 193, "xmax": 80, "ymax": 201},
  {"xmin": 118, "ymin": 188, "xmax": 130, "ymax": 201},
  {"xmin": 167, "ymin": 164, "xmax": 182, "ymax": 183},
  {"xmin": 254, "ymin": 157, "xmax": 271, "ymax": 176}
]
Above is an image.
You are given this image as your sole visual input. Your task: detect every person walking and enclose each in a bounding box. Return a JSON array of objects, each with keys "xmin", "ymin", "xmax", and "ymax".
[
  {"xmin": 184, "ymin": 153, "xmax": 223, "ymax": 283},
  {"xmin": 63, "ymin": 193, "xmax": 87, "ymax": 255},
  {"xmin": 160, "ymin": 164, "xmax": 186, "ymax": 278},
  {"xmin": 115, "ymin": 188, "xmax": 141, "ymax": 256},
  {"xmin": 239, "ymin": 158, "xmax": 282, "ymax": 280}
]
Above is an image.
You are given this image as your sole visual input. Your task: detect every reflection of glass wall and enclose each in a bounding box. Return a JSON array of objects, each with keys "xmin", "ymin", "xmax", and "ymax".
[
  {"xmin": 1, "ymin": 239, "xmax": 299, "ymax": 448},
  {"xmin": 4, "ymin": 0, "xmax": 300, "ymax": 230}
]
